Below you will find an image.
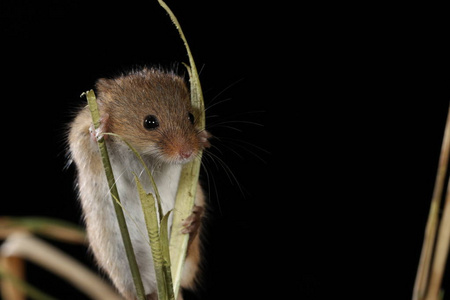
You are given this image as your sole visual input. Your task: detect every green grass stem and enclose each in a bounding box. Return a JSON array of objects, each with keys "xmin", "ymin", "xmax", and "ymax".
[{"xmin": 84, "ymin": 90, "xmax": 146, "ymax": 300}]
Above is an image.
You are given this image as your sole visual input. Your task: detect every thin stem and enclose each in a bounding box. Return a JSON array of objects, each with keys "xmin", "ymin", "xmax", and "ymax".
[
  {"xmin": 103, "ymin": 132, "xmax": 164, "ymax": 222},
  {"xmin": 425, "ymin": 178, "xmax": 450, "ymax": 300},
  {"xmin": 413, "ymin": 102, "xmax": 450, "ymax": 300},
  {"xmin": 85, "ymin": 90, "xmax": 146, "ymax": 300},
  {"xmin": 136, "ymin": 176, "xmax": 175, "ymax": 300},
  {"xmin": 0, "ymin": 264, "xmax": 57, "ymax": 300},
  {"xmin": 157, "ymin": 0, "xmax": 205, "ymax": 128},
  {"xmin": 156, "ymin": 1, "xmax": 206, "ymax": 297}
]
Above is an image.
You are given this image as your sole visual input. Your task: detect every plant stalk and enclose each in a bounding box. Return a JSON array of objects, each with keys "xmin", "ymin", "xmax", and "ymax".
[
  {"xmin": 413, "ymin": 103, "xmax": 450, "ymax": 300},
  {"xmin": 425, "ymin": 179, "xmax": 450, "ymax": 300},
  {"xmin": 85, "ymin": 90, "xmax": 146, "ymax": 300},
  {"xmin": 157, "ymin": 1, "xmax": 206, "ymax": 297},
  {"xmin": 136, "ymin": 176, "xmax": 175, "ymax": 300}
]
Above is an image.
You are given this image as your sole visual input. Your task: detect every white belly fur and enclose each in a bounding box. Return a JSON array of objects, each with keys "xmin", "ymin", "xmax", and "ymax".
[{"xmin": 82, "ymin": 147, "xmax": 182, "ymax": 298}]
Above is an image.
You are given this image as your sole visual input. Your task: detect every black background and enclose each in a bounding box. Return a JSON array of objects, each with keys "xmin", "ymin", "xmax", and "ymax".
[{"xmin": 1, "ymin": 1, "xmax": 449, "ymax": 300}]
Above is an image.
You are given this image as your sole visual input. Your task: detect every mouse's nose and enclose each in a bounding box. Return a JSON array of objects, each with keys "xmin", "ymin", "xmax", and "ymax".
[{"xmin": 179, "ymin": 149, "xmax": 193, "ymax": 159}]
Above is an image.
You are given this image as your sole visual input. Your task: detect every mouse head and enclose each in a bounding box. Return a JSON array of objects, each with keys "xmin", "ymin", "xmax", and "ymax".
[{"xmin": 95, "ymin": 68, "xmax": 209, "ymax": 164}]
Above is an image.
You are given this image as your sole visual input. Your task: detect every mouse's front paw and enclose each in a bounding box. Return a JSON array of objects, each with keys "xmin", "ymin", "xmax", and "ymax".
[
  {"xmin": 181, "ymin": 205, "xmax": 204, "ymax": 235},
  {"xmin": 89, "ymin": 124, "xmax": 103, "ymax": 142},
  {"xmin": 89, "ymin": 114, "xmax": 109, "ymax": 142},
  {"xmin": 198, "ymin": 130, "xmax": 212, "ymax": 149}
]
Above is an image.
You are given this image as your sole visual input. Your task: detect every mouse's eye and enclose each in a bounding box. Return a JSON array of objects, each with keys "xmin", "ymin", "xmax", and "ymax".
[
  {"xmin": 144, "ymin": 115, "xmax": 159, "ymax": 130},
  {"xmin": 188, "ymin": 112, "xmax": 195, "ymax": 125}
]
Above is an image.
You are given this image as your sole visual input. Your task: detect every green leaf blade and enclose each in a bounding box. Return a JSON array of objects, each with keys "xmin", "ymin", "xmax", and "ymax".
[
  {"xmin": 85, "ymin": 90, "xmax": 146, "ymax": 300},
  {"xmin": 135, "ymin": 175, "xmax": 174, "ymax": 300},
  {"xmin": 157, "ymin": 1, "xmax": 206, "ymax": 297}
]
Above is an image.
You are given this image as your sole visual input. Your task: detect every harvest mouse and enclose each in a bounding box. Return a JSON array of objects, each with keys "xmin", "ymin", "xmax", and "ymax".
[{"xmin": 68, "ymin": 67, "xmax": 210, "ymax": 300}]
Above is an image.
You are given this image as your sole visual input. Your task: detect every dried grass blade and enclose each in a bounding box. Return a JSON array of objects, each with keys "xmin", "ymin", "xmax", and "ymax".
[
  {"xmin": 413, "ymin": 103, "xmax": 450, "ymax": 300},
  {"xmin": 0, "ymin": 217, "xmax": 85, "ymax": 244},
  {"xmin": 0, "ymin": 255, "xmax": 25, "ymax": 300},
  {"xmin": 425, "ymin": 177, "xmax": 450, "ymax": 300},
  {"xmin": 0, "ymin": 232, "xmax": 121, "ymax": 300}
]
